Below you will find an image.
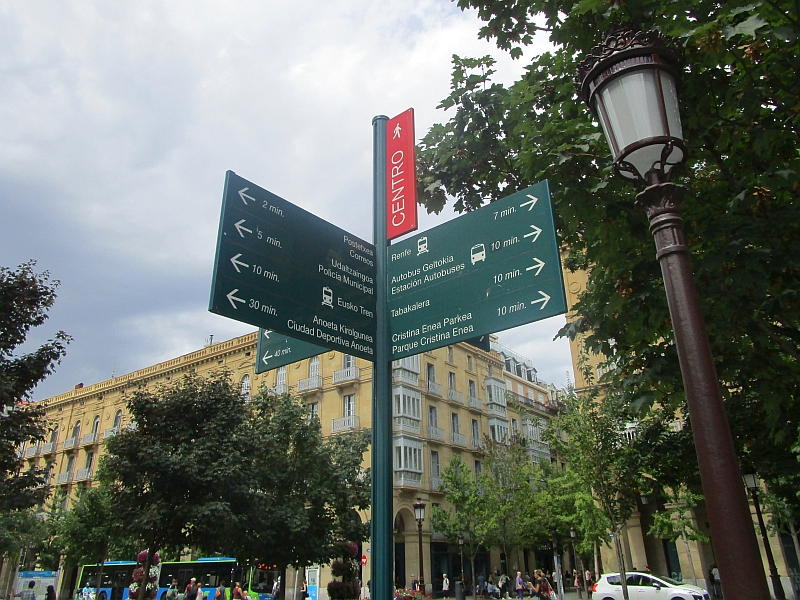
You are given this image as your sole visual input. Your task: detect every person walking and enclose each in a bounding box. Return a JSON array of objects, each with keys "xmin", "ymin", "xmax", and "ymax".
[
  {"xmin": 232, "ymin": 583, "xmax": 244, "ymax": 600},
  {"xmin": 166, "ymin": 579, "xmax": 179, "ymax": 600},
  {"xmin": 498, "ymin": 574, "xmax": 509, "ymax": 599},
  {"xmin": 215, "ymin": 581, "xmax": 226, "ymax": 600},
  {"xmin": 45, "ymin": 586, "xmax": 56, "ymax": 600},
  {"xmin": 515, "ymin": 572, "xmax": 524, "ymax": 600},
  {"xmin": 584, "ymin": 570, "xmax": 592, "ymax": 600},
  {"xmin": 411, "ymin": 575, "xmax": 419, "ymax": 593},
  {"xmin": 15, "ymin": 580, "xmax": 37, "ymax": 600},
  {"xmin": 442, "ymin": 574, "xmax": 450, "ymax": 598}
]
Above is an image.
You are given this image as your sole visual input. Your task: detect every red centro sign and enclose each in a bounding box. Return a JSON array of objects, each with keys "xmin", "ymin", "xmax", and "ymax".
[
  {"xmin": 386, "ymin": 108, "xmax": 418, "ymax": 240},
  {"xmin": 361, "ymin": 555, "xmax": 367, "ymax": 565}
]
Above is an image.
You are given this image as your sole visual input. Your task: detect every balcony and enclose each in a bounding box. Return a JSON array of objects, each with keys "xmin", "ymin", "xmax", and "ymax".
[
  {"xmin": 63, "ymin": 437, "xmax": 77, "ymax": 450},
  {"xmin": 395, "ymin": 471, "xmax": 422, "ymax": 487},
  {"xmin": 25, "ymin": 445, "xmax": 39, "ymax": 458},
  {"xmin": 41, "ymin": 442, "xmax": 55, "ymax": 454},
  {"xmin": 394, "ymin": 416, "xmax": 420, "ymax": 434},
  {"xmin": 471, "ymin": 437, "xmax": 483, "ymax": 450},
  {"xmin": 430, "ymin": 475, "xmax": 442, "ymax": 491},
  {"xmin": 297, "ymin": 375, "xmax": 322, "ymax": 392},
  {"xmin": 468, "ymin": 395, "xmax": 482, "ymax": 410},
  {"xmin": 447, "ymin": 389, "xmax": 464, "ymax": 403},
  {"xmin": 75, "ymin": 468, "xmax": 92, "ymax": 481},
  {"xmin": 103, "ymin": 427, "xmax": 119, "ymax": 440},
  {"xmin": 81, "ymin": 432, "xmax": 98, "ymax": 445},
  {"xmin": 488, "ymin": 403, "xmax": 507, "ymax": 416},
  {"xmin": 56, "ymin": 472, "xmax": 73, "ymax": 485},
  {"xmin": 427, "ymin": 425, "xmax": 445, "ymax": 442},
  {"xmin": 332, "ymin": 415, "xmax": 360, "ymax": 432},
  {"xmin": 425, "ymin": 381, "xmax": 443, "ymax": 397},
  {"xmin": 273, "ymin": 383, "xmax": 287, "ymax": 395},
  {"xmin": 452, "ymin": 432, "xmax": 467, "ymax": 447},
  {"xmin": 393, "ymin": 369, "xmax": 419, "ymax": 387},
  {"xmin": 333, "ymin": 366, "xmax": 360, "ymax": 384}
]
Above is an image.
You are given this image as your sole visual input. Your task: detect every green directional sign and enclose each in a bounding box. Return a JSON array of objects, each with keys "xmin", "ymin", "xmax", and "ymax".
[
  {"xmin": 387, "ymin": 180, "xmax": 567, "ymax": 359},
  {"xmin": 210, "ymin": 171, "xmax": 377, "ymax": 360},
  {"xmin": 255, "ymin": 328, "xmax": 327, "ymax": 374}
]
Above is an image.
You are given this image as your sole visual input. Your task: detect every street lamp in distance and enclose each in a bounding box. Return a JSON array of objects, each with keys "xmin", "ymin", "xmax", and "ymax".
[
  {"xmin": 743, "ymin": 474, "xmax": 785, "ymax": 599},
  {"xmin": 575, "ymin": 27, "xmax": 770, "ymax": 600},
  {"xmin": 414, "ymin": 497, "xmax": 426, "ymax": 591},
  {"xmin": 570, "ymin": 527, "xmax": 583, "ymax": 600},
  {"xmin": 458, "ymin": 534, "xmax": 465, "ymax": 586}
]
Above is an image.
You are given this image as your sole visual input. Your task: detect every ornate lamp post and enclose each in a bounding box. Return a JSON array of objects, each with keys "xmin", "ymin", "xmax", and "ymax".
[
  {"xmin": 414, "ymin": 497, "xmax": 426, "ymax": 591},
  {"xmin": 744, "ymin": 474, "xmax": 785, "ymax": 599},
  {"xmin": 575, "ymin": 28, "xmax": 769, "ymax": 600}
]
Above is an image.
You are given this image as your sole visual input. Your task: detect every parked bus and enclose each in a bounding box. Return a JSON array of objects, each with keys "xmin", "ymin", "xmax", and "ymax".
[{"xmin": 77, "ymin": 559, "xmax": 281, "ymax": 600}]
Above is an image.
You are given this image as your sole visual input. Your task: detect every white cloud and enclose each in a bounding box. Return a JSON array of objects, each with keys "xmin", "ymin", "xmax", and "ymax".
[{"xmin": 0, "ymin": 0, "xmax": 572, "ymax": 399}]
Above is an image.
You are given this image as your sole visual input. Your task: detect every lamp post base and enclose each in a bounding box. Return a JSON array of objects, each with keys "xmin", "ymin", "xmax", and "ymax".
[{"xmin": 635, "ymin": 182, "xmax": 770, "ymax": 600}]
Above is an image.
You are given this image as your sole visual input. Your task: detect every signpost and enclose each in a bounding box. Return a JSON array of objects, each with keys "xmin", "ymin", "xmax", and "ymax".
[
  {"xmin": 255, "ymin": 328, "xmax": 327, "ymax": 374},
  {"xmin": 387, "ymin": 181, "xmax": 567, "ymax": 359},
  {"xmin": 386, "ymin": 109, "xmax": 418, "ymax": 240},
  {"xmin": 209, "ymin": 171, "xmax": 377, "ymax": 360}
]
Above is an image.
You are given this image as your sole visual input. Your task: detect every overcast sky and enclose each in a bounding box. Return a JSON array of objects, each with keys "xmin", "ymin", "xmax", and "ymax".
[{"xmin": 1, "ymin": 1, "xmax": 575, "ymax": 401}]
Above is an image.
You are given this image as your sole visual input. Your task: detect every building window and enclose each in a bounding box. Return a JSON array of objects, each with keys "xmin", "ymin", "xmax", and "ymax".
[
  {"xmin": 92, "ymin": 416, "xmax": 100, "ymax": 435},
  {"xmin": 85, "ymin": 451, "xmax": 94, "ymax": 471},
  {"xmin": 431, "ymin": 451, "xmax": 440, "ymax": 478},
  {"xmin": 527, "ymin": 390, "xmax": 535, "ymax": 401},
  {"xmin": 512, "ymin": 419, "xmax": 519, "ymax": 433},
  {"xmin": 448, "ymin": 372, "xmax": 456, "ymax": 391},
  {"xmin": 307, "ymin": 402, "xmax": 319, "ymax": 420},
  {"xmin": 472, "ymin": 419, "xmax": 480, "ymax": 440},
  {"xmin": 71, "ymin": 421, "xmax": 81, "ymax": 440},
  {"xmin": 468, "ymin": 380, "xmax": 477, "ymax": 399},
  {"xmin": 344, "ymin": 394, "xmax": 356, "ymax": 418},
  {"xmin": 277, "ymin": 366, "xmax": 287, "ymax": 387},
  {"xmin": 447, "ymin": 347, "xmax": 454, "ymax": 363},
  {"xmin": 343, "ymin": 354, "xmax": 355, "ymax": 369},
  {"xmin": 394, "ymin": 437, "xmax": 423, "ymax": 472},
  {"xmin": 394, "ymin": 387, "xmax": 421, "ymax": 419},
  {"xmin": 451, "ymin": 412, "xmax": 460, "ymax": 434},
  {"xmin": 65, "ymin": 455, "xmax": 75, "ymax": 475},
  {"xmin": 474, "ymin": 460, "xmax": 482, "ymax": 478},
  {"xmin": 489, "ymin": 418, "xmax": 509, "ymax": 443},
  {"xmin": 113, "ymin": 410, "xmax": 123, "ymax": 429},
  {"xmin": 467, "ymin": 355, "xmax": 473, "ymax": 372},
  {"xmin": 49, "ymin": 427, "xmax": 58, "ymax": 444},
  {"xmin": 240, "ymin": 374, "xmax": 251, "ymax": 396},
  {"xmin": 517, "ymin": 383, "xmax": 524, "ymax": 396},
  {"xmin": 309, "ymin": 356, "xmax": 320, "ymax": 377},
  {"xmin": 427, "ymin": 363, "xmax": 436, "ymax": 383},
  {"xmin": 428, "ymin": 406, "xmax": 438, "ymax": 428}
]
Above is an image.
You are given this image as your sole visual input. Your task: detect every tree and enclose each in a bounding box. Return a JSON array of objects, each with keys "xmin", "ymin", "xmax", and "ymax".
[
  {"xmin": 648, "ymin": 488, "xmax": 708, "ymax": 585},
  {"xmin": 98, "ymin": 370, "xmax": 252, "ymax": 588},
  {"xmin": 416, "ymin": 0, "xmax": 800, "ymax": 506},
  {"xmin": 432, "ymin": 456, "xmax": 492, "ymax": 600},
  {"xmin": 1, "ymin": 261, "xmax": 70, "ymax": 513},
  {"xmin": 546, "ymin": 386, "xmax": 645, "ymax": 600},
  {"xmin": 481, "ymin": 438, "xmax": 536, "ymax": 573},
  {"xmin": 59, "ymin": 484, "xmax": 136, "ymax": 597},
  {"xmin": 236, "ymin": 389, "xmax": 370, "ymax": 600}
]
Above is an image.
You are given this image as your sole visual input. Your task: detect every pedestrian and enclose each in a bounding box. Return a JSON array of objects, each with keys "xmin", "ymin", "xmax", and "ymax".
[
  {"xmin": 499, "ymin": 574, "xmax": 509, "ymax": 599},
  {"xmin": 185, "ymin": 578, "xmax": 198, "ymax": 600},
  {"xmin": 215, "ymin": 581, "xmax": 226, "ymax": 600},
  {"xmin": 167, "ymin": 579, "xmax": 179, "ymax": 600},
  {"xmin": 45, "ymin": 586, "xmax": 56, "ymax": 600},
  {"xmin": 300, "ymin": 579, "xmax": 307, "ymax": 599},
  {"xmin": 442, "ymin": 574, "xmax": 450, "ymax": 598},
  {"xmin": 710, "ymin": 565, "xmax": 722, "ymax": 599},
  {"xmin": 584, "ymin": 570, "xmax": 592, "ymax": 600},
  {"xmin": 411, "ymin": 575, "xmax": 419, "ymax": 593},
  {"xmin": 15, "ymin": 580, "xmax": 37, "ymax": 600},
  {"xmin": 478, "ymin": 574, "xmax": 486, "ymax": 597},
  {"xmin": 232, "ymin": 583, "xmax": 244, "ymax": 600},
  {"xmin": 516, "ymin": 572, "xmax": 526, "ymax": 600},
  {"xmin": 573, "ymin": 570, "xmax": 582, "ymax": 600}
]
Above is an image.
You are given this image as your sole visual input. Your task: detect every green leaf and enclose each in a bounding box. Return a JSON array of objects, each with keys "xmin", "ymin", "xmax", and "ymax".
[{"xmin": 723, "ymin": 14, "xmax": 769, "ymax": 39}]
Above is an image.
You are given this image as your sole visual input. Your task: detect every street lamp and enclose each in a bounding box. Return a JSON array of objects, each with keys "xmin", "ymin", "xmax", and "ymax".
[
  {"xmin": 458, "ymin": 534, "xmax": 465, "ymax": 589},
  {"xmin": 414, "ymin": 497, "xmax": 426, "ymax": 590},
  {"xmin": 576, "ymin": 27, "xmax": 770, "ymax": 600},
  {"xmin": 570, "ymin": 527, "xmax": 583, "ymax": 600},
  {"xmin": 744, "ymin": 474, "xmax": 785, "ymax": 599}
]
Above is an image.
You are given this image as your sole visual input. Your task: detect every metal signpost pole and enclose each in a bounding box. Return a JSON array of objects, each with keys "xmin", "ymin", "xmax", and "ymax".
[{"xmin": 372, "ymin": 115, "xmax": 392, "ymax": 600}]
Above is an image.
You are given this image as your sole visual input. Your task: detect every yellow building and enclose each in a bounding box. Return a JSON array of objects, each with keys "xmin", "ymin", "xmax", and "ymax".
[{"xmin": 18, "ymin": 332, "xmax": 565, "ymax": 599}]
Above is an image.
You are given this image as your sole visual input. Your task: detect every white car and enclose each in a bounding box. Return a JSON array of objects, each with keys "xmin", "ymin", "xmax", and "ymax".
[{"xmin": 593, "ymin": 572, "xmax": 709, "ymax": 600}]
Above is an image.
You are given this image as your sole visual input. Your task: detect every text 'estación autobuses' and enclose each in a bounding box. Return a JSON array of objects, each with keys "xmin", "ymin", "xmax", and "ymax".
[{"xmin": 389, "ymin": 254, "xmax": 465, "ymax": 295}]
